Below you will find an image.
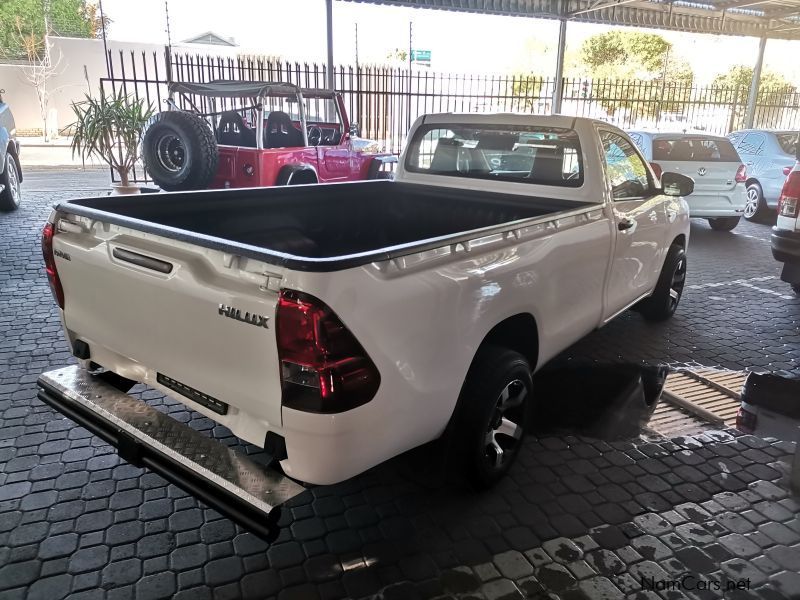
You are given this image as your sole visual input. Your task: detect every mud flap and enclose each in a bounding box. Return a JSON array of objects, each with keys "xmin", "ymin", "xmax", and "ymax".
[{"xmin": 780, "ymin": 262, "xmax": 800, "ymax": 285}]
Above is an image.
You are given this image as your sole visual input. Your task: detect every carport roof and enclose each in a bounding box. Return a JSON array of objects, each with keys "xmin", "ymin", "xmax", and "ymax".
[{"xmin": 343, "ymin": 0, "xmax": 800, "ymax": 40}]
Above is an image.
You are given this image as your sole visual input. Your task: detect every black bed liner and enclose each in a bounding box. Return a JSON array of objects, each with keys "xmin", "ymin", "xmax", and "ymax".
[{"xmin": 58, "ymin": 180, "xmax": 591, "ymax": 272}]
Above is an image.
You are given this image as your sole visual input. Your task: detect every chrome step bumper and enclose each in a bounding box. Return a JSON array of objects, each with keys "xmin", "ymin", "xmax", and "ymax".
[{"xmin": 37, "ymin": 365, "xmax": 306, "ymax": 541}]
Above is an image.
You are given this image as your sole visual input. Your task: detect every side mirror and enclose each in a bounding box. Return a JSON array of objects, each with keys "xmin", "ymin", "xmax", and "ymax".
[
  {"xmin": 349, "ymin": 123, "xmax": 360, "ymax": 138},
  {"xmin": 661, "ymin": 172, "xmax": 694, "ymax": 197}
]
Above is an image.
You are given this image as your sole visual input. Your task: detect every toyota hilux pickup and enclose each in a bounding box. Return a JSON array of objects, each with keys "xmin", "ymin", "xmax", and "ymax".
[{"xmin": 38, "ymin": 114, "xmax": 693, "ymax": 539}]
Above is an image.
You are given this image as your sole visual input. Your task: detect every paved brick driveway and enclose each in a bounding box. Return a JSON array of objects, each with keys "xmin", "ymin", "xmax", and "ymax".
[{"xmin": 1, "ymin": 174, "xmax": 799, "ymax": 600}]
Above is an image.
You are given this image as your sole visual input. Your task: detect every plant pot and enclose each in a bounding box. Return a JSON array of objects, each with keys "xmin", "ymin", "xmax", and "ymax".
[{"xmin": 111, "ymin": 184, "xmax": 141, "ymax": 196}]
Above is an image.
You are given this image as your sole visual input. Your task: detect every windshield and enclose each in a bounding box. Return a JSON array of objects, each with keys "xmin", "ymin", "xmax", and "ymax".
[
  {"xmin": 652, "ymin": 137, "xmax": 740, "ymax": 162},
  {"xmin": 405, "ymin": 124, "xmax": 583, "ymax": 187},
  {"xmin": 776, "ymin": 133, "xmax": 799, "ymax": 156}
]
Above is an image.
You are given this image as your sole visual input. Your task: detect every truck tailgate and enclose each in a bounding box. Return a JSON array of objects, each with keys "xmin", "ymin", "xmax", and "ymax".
[{"xmin": 53, "ymin": 217, "xmax": 286, "ymax": 439}]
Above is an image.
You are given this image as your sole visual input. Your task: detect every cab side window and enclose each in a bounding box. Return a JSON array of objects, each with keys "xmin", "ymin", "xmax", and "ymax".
[{"xmin": 601, "ymin": 131, "xmax": 651, "ymax": 200}]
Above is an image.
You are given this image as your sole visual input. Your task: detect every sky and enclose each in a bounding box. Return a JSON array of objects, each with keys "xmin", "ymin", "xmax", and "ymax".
[{"xmin": 100, "ymin": 0, "xmax": 800, "ymax": 85}]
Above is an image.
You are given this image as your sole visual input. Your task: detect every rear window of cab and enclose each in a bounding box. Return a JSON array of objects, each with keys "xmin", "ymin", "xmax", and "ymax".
[
  {"xmin": 405, "ymin": 124, "xmax": 584, "ymax": 187},
  {"xmin": 652, "ymin": 138, "xmax": 741, "ymax": 162}
]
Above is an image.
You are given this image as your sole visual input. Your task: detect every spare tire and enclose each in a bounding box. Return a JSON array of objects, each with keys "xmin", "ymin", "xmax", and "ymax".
[{"xmin": 142, "ymin": 111, "xmax": 218, "ymax": 191}]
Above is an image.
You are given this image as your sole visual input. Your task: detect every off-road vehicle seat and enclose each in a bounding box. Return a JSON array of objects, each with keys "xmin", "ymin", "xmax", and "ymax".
[
  {"xmin": 265, "ymin": 111, "xmax": 304, "ymax": 148},
  {"xmin": 217, "ymin": 111, "xmax": 256, "ymax": 147}
]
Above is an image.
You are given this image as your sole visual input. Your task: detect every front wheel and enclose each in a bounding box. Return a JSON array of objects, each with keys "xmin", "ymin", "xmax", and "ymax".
[
  {"xmin": 637, "ymin": 244, "xmax": 687, "ymax": 322},
  {"xmin": 0, "ymin": 152, "xmax": 21, "ymax": 212},
  {"xmin": 451, "ymin": 347, "xmax": 532, "ymax": 489},
  {"xmin": 707, "ymin": 216, "xmax": 740, "ymax": 232}
]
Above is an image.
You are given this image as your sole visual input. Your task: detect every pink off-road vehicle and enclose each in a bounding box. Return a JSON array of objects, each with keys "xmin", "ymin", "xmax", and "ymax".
[{"xmin": 141, "ymin": 80, "xmax": 395, "ymax": 191}]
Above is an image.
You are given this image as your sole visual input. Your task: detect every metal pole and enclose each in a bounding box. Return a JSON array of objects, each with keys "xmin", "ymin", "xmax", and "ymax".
[
  {"xmin": 407, "ymin": 21, "xmax": 413, "ymax": 129},
  {"xmin": 745, "ymin": 36, "xmax": 767, "ymax": 129},
  {"xmin": 98, "ymin": 0, "xmax": 110, "ymax": 78},
  {"xmin": 326, "ymin": 0, "xmax": 334, "ymax": 91},
  {"xmin": 552, "ymin": 17, "xmax": 567, "ymax": 114},
  {"xmin": 355, "ymin": 23, "xmax": 359, "ymax": 69}
]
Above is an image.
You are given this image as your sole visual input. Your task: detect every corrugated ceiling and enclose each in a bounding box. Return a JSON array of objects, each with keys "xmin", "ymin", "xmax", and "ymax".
[{"xmin": 342, "ymin": 0, "xmax": 800, "ymax": 40}]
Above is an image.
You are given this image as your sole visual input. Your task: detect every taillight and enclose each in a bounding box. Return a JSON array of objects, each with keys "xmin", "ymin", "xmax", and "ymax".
[
  {"xmin": 276, "ymin": 289, "xmax": 380, "ymax": 413},
  {"xmin": 778, "ymin": 170, "xmax": 800, "ymax": 218},
  {"xmin": 735, "ymin": 164, "xmax": 747, "ymax": 183},
  {"xmin": 42, "ymin": 223, "xmax": 65, "ymax": 309},
  {"xmin": 736, "ymin": 406, "xmax": 757, "ymax": 434},
  {"xmin": 783, "ymin": 166, "xmax": 793, "ymax": 176}
]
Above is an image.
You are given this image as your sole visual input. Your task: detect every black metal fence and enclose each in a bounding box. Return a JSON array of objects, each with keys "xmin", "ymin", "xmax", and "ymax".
[{"xmin": 100, "ymin": 47, "xmax": 800, "ymax": 181}]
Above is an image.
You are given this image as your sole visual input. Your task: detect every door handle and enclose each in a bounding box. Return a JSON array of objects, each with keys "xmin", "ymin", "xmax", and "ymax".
[{"xmin": 618, "ymin": 218, "xmax": 634, "ymax": 231}]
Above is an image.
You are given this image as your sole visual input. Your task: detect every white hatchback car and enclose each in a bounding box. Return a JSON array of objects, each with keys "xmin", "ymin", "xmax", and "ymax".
[{"xmin": 629, "ymin": 131, "xmax": 747, "ymax": 231}]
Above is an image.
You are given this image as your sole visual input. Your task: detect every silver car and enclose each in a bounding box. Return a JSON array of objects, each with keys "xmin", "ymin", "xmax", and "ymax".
[
  {"xmin": 728, "ymin": 129, "xmax": 799, "ymax": 220},
  {"xmin": 628, "ymin": 131, "xmax": 747, "ymax": 231}
]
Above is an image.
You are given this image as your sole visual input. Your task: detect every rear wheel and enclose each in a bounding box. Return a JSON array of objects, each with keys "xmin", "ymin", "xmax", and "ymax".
[
  {"xmin": 637, "ymin": 244, "xmax": 687, "ymax": 322},
  {"xmin": 707, "ymin": 216, "xmax": 740, "ymax": 232},
  {"xmin": 744, "ymin": 182, "xmax": 764, "ymax": 221},
  {"xmin": 0, "ymin": 152, "xmax": 21, "ymax": 212},
  {"xmin": 451, "ymin": 347, "xmax": 532, "ymax": 489}
]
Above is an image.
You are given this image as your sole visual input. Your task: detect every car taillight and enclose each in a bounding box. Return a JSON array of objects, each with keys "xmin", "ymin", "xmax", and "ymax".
[
  {"xmin": 276, "ymin": 289, "xmax": 380, "ymax": 413},
  {"xmin": 42, "ymin": 223, "xmax": 64, "ymax": 309},
  {"xmin": 778, "ymin": 170, "xmax": 800, "ymax": 218},
  {"xmin": 735, "ymin": 164, "xmax": 747, "ymax": 183},
  {"xmin": 736, "ymin": 406, "xmax": 757, "ymax": 434}
]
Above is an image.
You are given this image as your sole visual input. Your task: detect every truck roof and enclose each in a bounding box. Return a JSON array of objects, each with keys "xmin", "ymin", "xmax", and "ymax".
[{"xmin": 419, "ymin": 113, "xmax": 604, "ymax": 129}]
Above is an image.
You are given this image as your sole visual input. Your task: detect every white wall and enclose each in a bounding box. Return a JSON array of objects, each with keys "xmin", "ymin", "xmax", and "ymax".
[{"xmin": 0, "ymin": 36, "xmax": 234, "ymax": 135}]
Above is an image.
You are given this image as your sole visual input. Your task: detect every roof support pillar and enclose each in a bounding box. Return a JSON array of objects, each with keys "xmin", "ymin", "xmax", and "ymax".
[
  {"xmin": 326, "ymin": 0, "xmax": 335, "ymax": 91},
  {"xmin": 744, "ymin": 36, "xmax": 767, "ymax": 129},
  {"xmin": 552, "ymin": 16, "xmax": 567, "ymax": 114}
]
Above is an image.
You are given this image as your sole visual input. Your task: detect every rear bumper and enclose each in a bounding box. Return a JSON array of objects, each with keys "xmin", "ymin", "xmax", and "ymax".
[
  {"xmin": 771, "ymin": 228, "xmax": 800, "ymax": 264},
  {"xmin": 37, "ymin": 365, "xmax": 306, "ymax": 541},
  {"xmin": 685, "ymin": 188, "xmax": 746, "ymax": 218}
]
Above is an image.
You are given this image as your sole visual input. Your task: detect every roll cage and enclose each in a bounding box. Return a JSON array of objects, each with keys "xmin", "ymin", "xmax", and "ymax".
[{"xmin": 166, "ymin": 80, "xmax": 348, "ymax": 151}]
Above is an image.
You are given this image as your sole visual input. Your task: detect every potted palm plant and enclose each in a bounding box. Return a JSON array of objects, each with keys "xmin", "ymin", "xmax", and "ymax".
[{"xmin": 71, "ymin": 90, "xmax": 153, "ymax": 194}]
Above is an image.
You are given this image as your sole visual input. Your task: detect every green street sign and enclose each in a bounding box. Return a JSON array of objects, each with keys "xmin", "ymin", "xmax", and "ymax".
[{"xmin": 411, "ymin": 49, "xmax": 431, "ymax": 64}]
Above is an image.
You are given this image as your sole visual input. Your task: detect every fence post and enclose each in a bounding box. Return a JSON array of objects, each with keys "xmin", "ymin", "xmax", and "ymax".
[{"xmin": 728, "ymin": 88, "xmax": 740, "ymax": 134}]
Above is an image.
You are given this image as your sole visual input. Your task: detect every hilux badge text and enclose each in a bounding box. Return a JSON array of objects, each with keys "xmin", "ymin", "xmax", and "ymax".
[{"xmin": 218, "ymin": 304, "xmax": 270, "ymax": 329}]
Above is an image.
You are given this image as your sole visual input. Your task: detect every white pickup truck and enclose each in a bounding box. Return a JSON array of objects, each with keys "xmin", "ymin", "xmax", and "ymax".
[{"xmin": 39, "ymin": 114, "xmax": 692, "ymax": 539}]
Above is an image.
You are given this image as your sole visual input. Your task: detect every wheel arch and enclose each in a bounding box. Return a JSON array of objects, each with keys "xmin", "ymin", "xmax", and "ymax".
[
  {"xmin": 671, "ymin": 233, "xmax": 686, "ymax": 249},
  {"xmin": 745, "ymin": 177, "xmax": 762, "ymax": 190},
  {"xmin": 449, "ymin": 313, "xmax": 539, "ymax": 419},
  {"xmin": 276, "ymin": 164, "xmax": 318, "ymax": 186}
]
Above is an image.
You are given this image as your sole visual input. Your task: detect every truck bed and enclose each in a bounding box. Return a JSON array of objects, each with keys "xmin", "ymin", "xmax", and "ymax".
[{"xmin": 59, "ymin": 181, "xmax": 589, "ymax": 271}]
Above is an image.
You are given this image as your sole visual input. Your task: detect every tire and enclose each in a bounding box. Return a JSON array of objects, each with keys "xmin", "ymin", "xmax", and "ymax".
[
  {"xmin": 637, "ymin": 244, "xmax": 687, "ymax": 322},
  {"xmin": 451, "ymin": 346, "xmax": 533, "ymax": 489},
  {"xmin": 744, "ymin": 182, "xmax": 764, "ymax": 221},
  {"xmin": 0, "ymin": 151, "xmax": 21, "ymax": 212},
  {"xmin": 792, "ymin": 284, "xmax": 800, "ymax": 295},
  {"xmin": 707, "ymin": 216, "xmax": 740, "ymax": 232},
  {"xmin": 142, "ymin": 111, "xmax": 218, "ymax": 191}
]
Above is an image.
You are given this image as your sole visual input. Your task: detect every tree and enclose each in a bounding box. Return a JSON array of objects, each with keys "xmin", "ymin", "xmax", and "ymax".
[
  {"xmin": 712, "ymin": 65, "xmax": 796, "ymax": 95},
  {"xmin": 13, "ymin": 16, "xmax": 65, "ymax": 140},
  {"xmin": 385, "ymin": 48, "xmax": 408, "ymax": 64},
  {"xmin": 511, "ymin": 75, "xmax": 545, "ymax": 111},
  {"xmin": 578, "ymin": 31, "xmax": 694, "ymax": 122},
  {"xmin": 581, "ymin": 31, "xmax": 672, "ymax": 79},
  {"xmin": 1, "ymin": 0, "xmax": 105, "ymax": 60},
  {"xmin": 711, "ymin": 65, "xmax": 797, "ymax": 129}
]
